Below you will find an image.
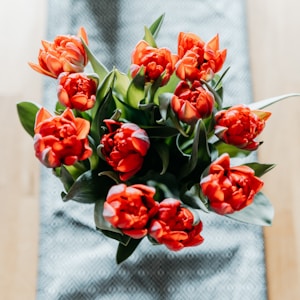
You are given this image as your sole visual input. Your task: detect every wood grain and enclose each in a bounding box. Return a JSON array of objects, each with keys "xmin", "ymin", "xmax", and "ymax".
[
  {"xmin": 1, "ymin": 0, "xmax": 300, "ymax": 299},
  {"xmin": 247, "ymin": 0, "xmax": 300, "ymax": 299},
  {"xmin": 0, "ymin": 1, "xmax": 46, "ymax": 299}
]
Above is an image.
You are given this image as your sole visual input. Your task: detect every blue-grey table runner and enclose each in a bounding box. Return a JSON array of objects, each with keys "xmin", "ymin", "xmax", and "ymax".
[{"xmin": 37, "ymin": 1, "xmax": 267, "ymax": 299}]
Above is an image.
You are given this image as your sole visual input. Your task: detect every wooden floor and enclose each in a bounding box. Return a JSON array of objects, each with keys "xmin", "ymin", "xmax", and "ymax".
[{"xmin": 1, "ymin": 0, "xmax": 299, "ymax": 299}]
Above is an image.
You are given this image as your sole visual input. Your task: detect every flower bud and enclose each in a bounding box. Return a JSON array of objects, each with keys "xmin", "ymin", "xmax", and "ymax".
[
  {"xmin": 130, "ymin": 40, "xmax": 178, "ymax": 86},
  {"xmin": 200, "ymin": 153, "xmax": 264, "ymax": 214},
  {"xmin": 149, "ymin": 198, "xmax": 204, "ymax": 251},
  {"xmin": 34, "ymin": 107, "xmax": 92, "ymax": 168},
  {"xmin": 100, "ymin": 120, "xmax": 150, "ymax": 181},
  {"xmin": 171, "ymin": 80, "xmax": 214, "ymax": 124},
  {"xmin": 57, "ymin": 72, "xmax": 98, "ymax": 111},
  {"xmin": 29, "ymin": 27, "xmax": 88, "ymax": 78},
  {"xmin": 103, "ymin": 184, "xmax": 159, "ymax": 239},
  {"xmin": 215, "ymin": 105, "xmax": 271, "ymax": 150}
]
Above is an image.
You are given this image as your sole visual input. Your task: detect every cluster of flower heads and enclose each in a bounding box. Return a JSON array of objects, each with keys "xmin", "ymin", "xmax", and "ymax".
[{"xmin": 18, "ymin": 16, "xmax": 275, "ymax": 262}]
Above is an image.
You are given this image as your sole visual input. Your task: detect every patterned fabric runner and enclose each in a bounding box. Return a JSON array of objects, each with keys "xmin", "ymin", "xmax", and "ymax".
[{"xmin": 37, "ymin": 1, "xmax": 267, "ymax": 299}]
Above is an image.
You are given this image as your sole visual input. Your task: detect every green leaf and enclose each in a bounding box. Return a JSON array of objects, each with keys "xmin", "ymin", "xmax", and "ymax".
[
  {"xmin": 62, "ymin": 170, "xmax": 113, "ymax": 203},
  {"xmin": 113, "ymin": 69, "xmax": 130, "ymax": 103},
  {"xmin": 116, "ymin": 238, "xmax": 142, "ymax": 264},
  {"xmin": 113, "ymin": 69, "xmax": 138, "ymax": 120},
  {"xmin": 81, "ymin": 37, "xmax": 108, "ymax": 80},
  {"xmin": 158, "ymin": 92, "xmax": 173, "ymax": 121},
  {"xmin": 169, "ymin": 109, "xmax": 189, "ymax": 137},
  {"xmin": 147, "ymin": 75, "xmax": 163, "ymax": 103},
  {"xmin": 201, "ymin": 80, "xmax": 223, "ymax": 109},
  {"xmin": 248, "ymin": 93, "xmax": 300, "ymax": 110},
  {"xmin": 87, "ymin": 135, "xmax": 99, "ymax": 170},
  {"xmin": 244, "ymin": 162, "xmax": 275, "ymax": 177},
  {"xmin": 90, "ymin": 89, "xmax": 116, "ymax": 142},
  {"xmin": 144, "ymin": 26, "xmax": 157, "ymax": 48},
  {"xmin": 16, "ymin": 101, "xmax": 40, "ymax": 137},
  {"xmin": 59, "ymin": 165, "xmax": 75, "ymax": 192},
  {"xmin": 91, "ymin": 70, "xmax": 115, "ymax": 120},
  {"xmin": 94, "ymin": 200, "xmax": 116, "ymax": 231},
  {"xmin": 100, "ymin": 229, "xmax": 131, "ymax": 245},
  {"xmin": 214, "ymin": 141, "xmax": 251, "ymax": 158},
  {"xmin": 212, "ymin": 67, "xmax": 230, "ymax": 94},
  {"xmin": 226, "ymin": 192, "xmax": 274, "ymax": 226},
  {"xmin": 127, "ymin": 67, "xmax": 145, "ymax": 109},
  {"xmin": 144, "ymin": 125, "xmax": 178, "ymax": 138},
  {"xmin": 141, "ymin": 172, "xmax": 179, "ymax": 200},
  {"xmin": 181, "ymin": 185, "xmax": 209, "ymax": 212},
  {"xmin": 147, "ymin": 180, "xmax": 175, "ymax": 199},
  {"xmin": 179, "ymin": 119, "xmax": 210, "ymax": 179},
  {"xmin": 55, "ymin": 101, "xmax": 66, "ymax": 114},
  {"xmin": 145, "ymin": 13, "xmax": 165, "ymax": 39},
  {"xmin": 153, "ymin": 142, "xmax": 169, "ymax": 175}
]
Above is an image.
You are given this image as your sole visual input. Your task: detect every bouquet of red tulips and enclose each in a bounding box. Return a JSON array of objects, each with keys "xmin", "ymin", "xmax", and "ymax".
[{"xmin": 17, "ymin": 14, "xmax": 298, "ymax": 263}]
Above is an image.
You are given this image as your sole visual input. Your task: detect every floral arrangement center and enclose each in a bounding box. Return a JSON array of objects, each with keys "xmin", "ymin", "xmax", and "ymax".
[{"xmin": 17, "ymin": 14, "xmax": 299, "ymax": 264}]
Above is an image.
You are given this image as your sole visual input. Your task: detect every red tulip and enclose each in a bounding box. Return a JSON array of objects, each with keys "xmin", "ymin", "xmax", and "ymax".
[
  {"xmin": 57, "ymin": 72, "xmax": 98, "ymax": 111},
  {"xmin": 149, "ymin": 198, "xmax": 204, "ymax": 251},
  {"xmin": 130, "ymin": 40, "xmax": 178, "ymax": 86},
  {"xmin": 200, "ymin": 153, "xmax": 264, "ymax": 215},
  {"xmin": 176, "ymin": 32, "xmax": 226, "ymax": 81},
  {"xmin": 215, "ymin": 105, "xmax": 271, "ymax": 150},
  {"xmin": 29, "ymin": 27, "xmax": 88, "ymax": 78},
  {"xmin": 103, "ymin": 184, "xmax": 159, "ymax": 239},
  {"xmin": 177, "ymin": 32, "xmax": 205, "ymax": 59},
  {"xmin": 34, "ymin": 107, "xmax": 92, "ymax": 168},
  {"xmin": 100, "ymin": 120, "xmax": 150, "ymax": 181},
  {"xmin": 171, "ymin": 80, "xmax": 214, "ymax": 124}
]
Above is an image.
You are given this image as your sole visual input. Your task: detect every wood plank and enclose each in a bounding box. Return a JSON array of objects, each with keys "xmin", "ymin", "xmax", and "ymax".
[
  {"xmin": 247, "ymin": 0, "xmax": 300, "ymax": 299},
  {"xmin": 0, "ymin": 1, "xmax": 46, "ymax": 299}
]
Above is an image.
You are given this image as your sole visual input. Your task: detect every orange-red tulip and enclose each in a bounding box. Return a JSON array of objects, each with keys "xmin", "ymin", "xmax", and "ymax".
[
  {"xmin": 100, "ymin": 120, "xmax": 150, "ymax": 181},
  {"xmin": 176, "ymin": 32, "xmax": 226, "ymax": 81},
  {"xmin": 57, "ymin": 72, "xmax": 98, "ymax": 111},
  {"xmin": 29, "ymin": 27, "xmax": 88, "ymax": 78},
  {"xmin": 200, "ymin": 153, "xmax": 264, "ymax": 215},
  {"xmin": 34, "ymin": 107, "xmax": 92, "ymax": 168},
  {"xmin": 103, "ymin": 184, "xmax": 159, "ymax": 239},
  {"xmin": 177, "ymin": 32, "xmax": 205, "ymax": 59},
  {"xmin": 171, "ymin": 80, "xmax": 214, "ymax": 124},
  {"xmin": 215, "ymin": 105, "xmax": 271, "ymax": 150},
  {"xmin": 130, "ymin": 40, "xmax": 178, "ymax": 86},
  {"xmin": 149, "ymin": 198, "xmax": 204, "ymax": 251}
]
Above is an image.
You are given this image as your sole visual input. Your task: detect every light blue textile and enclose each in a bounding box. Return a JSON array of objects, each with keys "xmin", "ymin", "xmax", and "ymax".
[{"xmin": 37, "ymin": 1, "xmax": 267, "ymax": 299}]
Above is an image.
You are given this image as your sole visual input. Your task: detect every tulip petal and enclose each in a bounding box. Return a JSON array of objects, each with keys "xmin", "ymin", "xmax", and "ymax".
[
  {"xmin": 117, "ymin": 153, "xmax": 143, "ymax": 173},
  {"xmin": 46, "ymin": 55, "xmax": 63, "ymax": 76},
  {"xmin": 74, "ymin": 118, "xmax": 90, "ymax": 138},
  {"xmin": 122, "ymin": 229, "xmax": 147, "ymax": 239},
  {"xmin": 28, "ymin": 62, "xmax": 57, "ymax": 78},
  {"xmin": 34, "ymin": 107, "xmax": 52, "ymax": 130},
  {"xmin": 131, "ymin": 130, "xmax": 150, "ymax": 156},
  {"xmin": 78, "ymin": 27, "xmax": 88, "ymax": 44}
]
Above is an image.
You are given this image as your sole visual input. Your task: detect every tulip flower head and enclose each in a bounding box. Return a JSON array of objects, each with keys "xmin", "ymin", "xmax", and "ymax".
[
  {"xmin": 57, "ymin": 72, "xmax": 98, "ymax": 111},
  {"xmin": 176, "ymin": 32, "xmax": 227, "ymax": 82},
  {"xmin": 29, "ymin": 27, "xmax": 88, "ymax": 78},
  {"xmin": 215, "ymin": 105, "xmax": 271, "ymax": 150},
  {"xmin": 171, "ymin": 80, "xmax": 214, "ymax": 124},
  {"xmin": 149, "ymin": 198, "xmax": 204, "ymax": 251},
  {"xmin": 33, "ymin": 107, "xmax": 92, "ymax": 168},
  {"xmin": 130, "ymin": 40, "xmax": 178, "ymax": 86},
  {"xmin": 103, "ymin": 184, "xmax": 159, "ymax": 239},
  {"xmin": 200, "ymin": 153, "xmax": 264, "ymax": 215},
  {"xmin": 100, "ymin": 120, "xmax": 150, "ymax": 181}
]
